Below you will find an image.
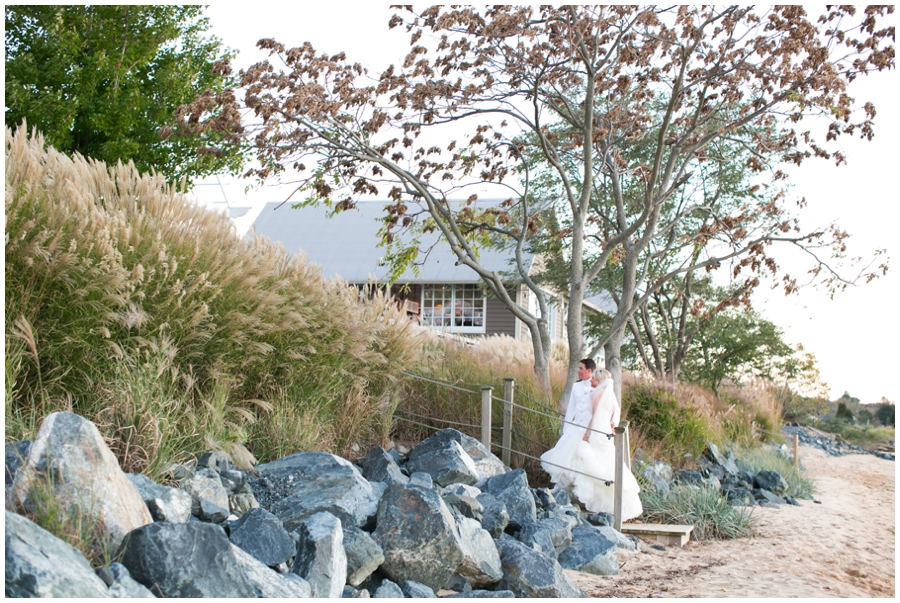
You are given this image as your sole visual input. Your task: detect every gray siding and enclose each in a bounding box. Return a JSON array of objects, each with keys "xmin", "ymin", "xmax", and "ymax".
[{"xmin": 485, "ymin": 289, "xmax": 517, "ymax": 337}]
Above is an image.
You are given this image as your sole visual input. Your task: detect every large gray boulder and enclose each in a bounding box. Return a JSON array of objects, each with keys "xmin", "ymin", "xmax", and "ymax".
[
  {"xmin": 344, "ymin": 525, "xmax": 385, "ymax": 587},
  {"xmin": 254, "ymin": 452, "xmax": 380, "ymax": 530},
  {"xmin": 5, "ymin": 511, "xmax": 110, "ymax": 598},
  {"xmin": 360, "ymin": 447, "xmax": 409, "ymax": 486},
  {"xmin": 754, "ymin": 470, "xmax": 788, "ymax": 496},
  {"xmin": 373, "ymin": 484, "xmax": 465, "ymax": 591},
  {"xmin": 373, "ymin": 579, "xmax": 404, "ymax": 598},
  {"xmin": 454, "ymin": 515, "xmax": 503, "ymax": 588},
  {"xmin": 517, "ymin": 517, "xmax": 573, "ymax": 556},
  {"xmin": 230, "ymin": 544, "xmax": 312, "ymax": 597},
  {"xmin": 481, "ymin": 469, "xmax": 536, "ymax": 530},
  {"xmin": 127, "ymin": 473, "xmax": 192, "ymax": 523},
  {"xmin": 228, "ymin": 507, "xmax": 296, "ymax": 567},
  {"xmin": 118, "ymin": 521, "xmax": 256, "ymax": 597},
  {"xmin": 594, "ymin": 525, "xmax": 637, "ymax": 551},
  {"xmin": 496, "ymin": 536, "xmax": 585, "ymax": 598},
  {"xmin": 408, "ymin": 439, "xmax": 480, "ymax": 487},
  {"xmin": 401, "ymin": 580, "xmax": 437, "ymax": 598},
  {"xmin": 5, "ymin": 440, "xmax": 31, "ymax": 486},
  {"xmin": 639, "ymin": 460, "xmax": 673, "ymax": 493},
  {"xmin": 557, "ymin": 524, "xmax": 619, "ymax": 576},
  {"xmin": 292, "ymin": 511, "xmax": 347, "ymax": 598},
  {"xmin": 408, "ymin": 429, "xmax": 507, "ymax": 480},
  {"xmin": 12, "ymin": 412, "xmax": 153, "ymax": 548}
]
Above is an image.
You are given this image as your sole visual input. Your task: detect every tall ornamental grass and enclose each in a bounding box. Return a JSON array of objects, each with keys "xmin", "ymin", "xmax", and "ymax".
[
  {"xmin": 639, "ymin": 484, "xmax": 755, "ymax": 541},
  {"xmin": 5, "ymin": 125, "xmax": 427, "ymax": 479}
]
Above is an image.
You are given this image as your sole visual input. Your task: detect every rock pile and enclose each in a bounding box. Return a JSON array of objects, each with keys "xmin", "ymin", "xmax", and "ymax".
[
  {"xmin": 636, "ymin": 441, "xmax": 806, "ymax": 508},
  {"xmin": 781, "ymin": 425, "xmax": 895, "ymax": 461},
  {"xmin": 6, "ymin": 412, "xmax": 641, "ymax": 598}
]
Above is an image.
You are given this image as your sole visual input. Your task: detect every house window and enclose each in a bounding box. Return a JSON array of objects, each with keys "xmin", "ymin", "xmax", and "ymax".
[{"xmin": 421, "ymin": 284, "xmax": 485, "ymax": 333}]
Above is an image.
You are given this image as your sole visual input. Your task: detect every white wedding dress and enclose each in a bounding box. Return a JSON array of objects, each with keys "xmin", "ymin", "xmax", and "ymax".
[{"xmin": 541, "ymin": 380, "xmax": 643, "ymax": 521}]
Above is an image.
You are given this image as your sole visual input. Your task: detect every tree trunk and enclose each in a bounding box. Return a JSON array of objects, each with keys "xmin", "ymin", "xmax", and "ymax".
[{"xmin": 604, "ymin": 326, "xmax": 627, "ymax": 404}]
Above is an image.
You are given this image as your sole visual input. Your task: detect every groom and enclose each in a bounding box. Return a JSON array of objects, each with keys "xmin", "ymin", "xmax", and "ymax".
[{"xmin": 562, "ymin": 358, "xmax": 596, "ymax": 439}]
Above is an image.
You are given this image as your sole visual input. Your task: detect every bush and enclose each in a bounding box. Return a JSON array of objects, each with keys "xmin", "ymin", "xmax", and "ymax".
[
  {"xmin": 639, "ymin": 484, "xmax": 755, "ymax": 541},
  {"xmin": 5, "ymin": 125, "xmax": 425, "ymax": 474}
]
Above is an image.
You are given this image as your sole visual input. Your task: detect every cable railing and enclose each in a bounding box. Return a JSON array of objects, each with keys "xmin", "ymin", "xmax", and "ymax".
[{"xmin": 399, "ymin": 371, "xmax": 633, "ymax": 530}]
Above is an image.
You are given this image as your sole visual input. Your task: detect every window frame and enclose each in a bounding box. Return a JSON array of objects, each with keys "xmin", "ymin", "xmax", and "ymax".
[{"xmin": 420, "ymin": 283, "xmax": 486, "ymax": 334}]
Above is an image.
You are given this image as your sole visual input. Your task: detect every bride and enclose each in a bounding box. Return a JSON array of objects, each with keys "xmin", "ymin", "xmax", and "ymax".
[{"xmin": 541, "ymin": 369, "xmax": 643, "ymax": 521}]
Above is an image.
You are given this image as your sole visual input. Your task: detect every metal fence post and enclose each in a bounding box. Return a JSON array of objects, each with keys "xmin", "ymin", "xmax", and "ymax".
[
  {"xmin": 481, "ymin": 386, "xmax": 493, "ymax": 451},
  {"xmin": 613, "ymin": 420, "xmax": 628, "ymax": 531},
  {"xmin": 502, "ymin": 378, "xmax": 514, "ymax": 466}
]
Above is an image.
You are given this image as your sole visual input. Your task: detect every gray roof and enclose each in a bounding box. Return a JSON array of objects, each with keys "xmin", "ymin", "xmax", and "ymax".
[{"xmin": 252, "ymin": 201, "xmax": 533, "ymax": 284}]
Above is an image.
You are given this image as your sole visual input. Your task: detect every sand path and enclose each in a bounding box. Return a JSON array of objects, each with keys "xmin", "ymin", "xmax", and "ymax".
[{"xmin": 568, "ymin": 444, "xmax": 895, "ymax": 597}]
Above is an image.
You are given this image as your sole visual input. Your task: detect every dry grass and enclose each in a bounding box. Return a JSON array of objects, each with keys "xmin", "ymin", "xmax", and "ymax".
[{"xmin": 5, "ymin": 125, "xmax": 427, "ymax": 476}]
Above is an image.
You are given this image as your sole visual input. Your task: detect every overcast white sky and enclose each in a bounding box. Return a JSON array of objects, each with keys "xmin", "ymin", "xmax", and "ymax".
[{"xmin": 193, "ymin": 4, "xmax": 899, "ymax": 404}]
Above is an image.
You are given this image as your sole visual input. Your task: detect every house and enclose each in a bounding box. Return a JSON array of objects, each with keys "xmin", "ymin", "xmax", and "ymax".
[{"xmin": 251, "ymin": 200, "xmax": 614, "ymax": 347}]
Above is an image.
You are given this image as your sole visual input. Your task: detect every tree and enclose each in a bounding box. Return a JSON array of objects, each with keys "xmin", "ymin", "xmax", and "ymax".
[
  {"xmin": 835, "ymin": 402, "xmax": 855, "ymax": 422},
  {"xmin": 875, "ymin": 403, "xmax": 895, "ymax": 427},
  {"xmin": 679, "ymin": 309, "xmax": 793, "ymax": 394},
  {"xmin": 5, "ymin": 5, "xmax": 244, "ymax": 185},
  {"xmin": 182, "ymin": 6, "xmax": 893, "ymax": 403}
]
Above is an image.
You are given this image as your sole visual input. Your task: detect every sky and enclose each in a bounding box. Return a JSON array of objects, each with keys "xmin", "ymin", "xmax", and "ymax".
[{"xmin": 192, "ymin": 4, "xmax": 899, "ymax": 404}]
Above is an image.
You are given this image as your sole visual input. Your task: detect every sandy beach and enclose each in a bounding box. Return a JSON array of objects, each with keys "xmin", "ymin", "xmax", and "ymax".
[{"xmin": 568, "ymin": 443, "xmax": 895, "ymax": 597}]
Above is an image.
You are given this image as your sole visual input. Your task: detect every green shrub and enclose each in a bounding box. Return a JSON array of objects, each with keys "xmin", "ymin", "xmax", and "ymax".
[
  {"xmin": 639, "ymin": 484, "xmax": 755, "ymax": 540},
  {"xmin": 622, "ymin": 382, "xmax": 715, "ymax": 466}
]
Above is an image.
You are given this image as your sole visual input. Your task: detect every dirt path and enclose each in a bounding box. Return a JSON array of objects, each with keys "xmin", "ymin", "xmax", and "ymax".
[{"xmin": 568, "ymin": 444, "xmax": 895, "ymax": 597}]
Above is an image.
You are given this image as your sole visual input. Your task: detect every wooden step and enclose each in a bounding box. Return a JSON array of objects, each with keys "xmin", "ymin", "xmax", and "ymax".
[{"xmin": 620, "ymin": 523, "xmax": 694, "ymax": 547}]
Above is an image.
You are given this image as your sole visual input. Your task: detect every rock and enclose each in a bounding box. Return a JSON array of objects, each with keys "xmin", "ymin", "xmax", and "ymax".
[
  {"xmin": 96, "ymin": 563, "xmax": 156, "ymax": 598},
  {"xmin": 5, "ymin": 440, "xmax": 31, "ymax": 486},
  {"xmin": 444, "ymin": 590, "xmax": 516, "ymax": 598},
  {"xmin": 754, "ymin": 470, "xmax": 788, "ymax": 496},
  {"xmin": 229, "ymin": 489, "xmax": 260, "ymax": 516},
  {"xmin": 228, "ymin": 507, "xmax": 296, "ymax": 567},
  {"xmin": 675, "ymin": 469, "xmax": 704, "ymax": 486},
  {"xmin": 407, "ymin": 428, "xmax": 507, "ymax": 481},
  {"xmin": 196, "ymin": 497, "xmax": 230, "ymax": 523},
  {"xmin": 519, "ymin": 517, "xmax": 573, "ymax": 555},
  {"xmin": 344, "ymin": 525, "xmax": 385, "ymax": 587},
  {"xmin": 408, "ymin": 471, "xmax": 435, "ymax": 490},
  {"xmin": 343, "ymin": 585, "xmax": 368, "ymax": 598},
  {"xmin": 481, "ymin": 469, "xmax": 537, "ymax": 530},
  {"xmin": 754, "ymin": 488, "xmax": 787, "ymax": 505},
  {"xmin": 218, "ymin": 469, "xmax": 244, "ymax": 493},
  {"xmin": 373, "ymin": 579, "xmax": 404, "ymax": 598},
  {"xmin": 118, "ymin": 521, "xmax": 256, "ymax": 597},
  {"xmin": 704, "ymin": 442, "xmax": 740, "ymax": 474},
  {"xmin": 292, "ymin": 511, "xmax": 348, "ymax": 598},
  {"xmin": 722, "ymin": 486, "xmax": 755, "ymax": 506},
  {"xmin": 401, "ymin": 580, "xmax": 437, "ymax": 597},
  {"xmin": 373, "ymin": 484, "xmax": 465, "ymax": 591},
  {"xmin": 595, "ymin": 526, "xmax": 637, "ymax": 551},
  {"xmin": 515, "ymin": 522, "xmax": 557, "ymax": 558},
  {"xmin": 557, "ymin": 525, "xmax": 619, "ymax": 576},
  {"xmin": 5, "ymin": 510, "xmax": 111, "ymax": 597},
  {"xmin": 181, "ymin": 467, "xmax": 230, "ymax": 519},
  {"xmin": 584, "ymin": 512, "xmax": 613, "ymax": 527},
  {"xmin": 477, "ymin": 492, "xmax": 510, "ymax": 538},
  {"xmin": 126, "ymin": 473, "xmax": 192, "ymax": 523},
  {"xmin": 444, "ymin": 573, "xmax": 473, "ymax": 593},
  {"xmin": 253, "ymin": 452, "xmax": 380, "ymax": 530},
  {"xmin": 196, "ymin": 450, "xmax": 234, "ymax": 473},
  {"xmin": 442, "ymin": 490, "xmax": 484, "ymax": 521},
  {"xmin": 408, "ymin": 439, "xmax": 480, "ymax": 487},
  {"xmin": 552, "ymin": 488, "xmax": 572, "ymax": 506},
  {"xmin": 496, "ymin": 536, "xmax": 585, "ymax": 597},
  {"xmin": 534, "ymin": 487, "xmax": 557, "ymax": 511},
  {"xmin": 360, "ymin": 447, "xmax": 409, "ymax": 486},
  {"xmin": 12, "ymin": 412, "xmax": 153, "ymax": 549},
  {"xmin": 639, "ymin": 460, "xmax": 673, "ymax": 493},
  {"xmin": 230, "ymin": 543, "xmax": 312, "ymax": 597},
  {"xmin": 454, "ymin": 515, "xmax": 504, "ymax": 587}
]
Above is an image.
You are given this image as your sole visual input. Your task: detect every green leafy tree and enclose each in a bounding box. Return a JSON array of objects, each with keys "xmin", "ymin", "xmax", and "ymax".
[
  {"xmin": 875, "ymin": 403, "xmax": 895, "ymax": 427},
  {"xmin": 5, "ymin": 5, "xmax": 244, "ymax": 185},
  {"xmin": 835, "ymin": 402, "xmax": 855, "ymax": 422},
  {"xmin": 680, "ymin": 310, "xmax": 793, "ymax": 394}
]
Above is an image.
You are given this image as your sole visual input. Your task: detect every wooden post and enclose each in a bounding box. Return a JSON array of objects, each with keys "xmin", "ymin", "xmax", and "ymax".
[
  {"xmin": 502, "ymin": 378, "xmax": 514, "ymax": 467},
  {"xmin": 614, "ymin": 421, "xmax": 626, "ymax": 531},
  {"xmin": 793, "ymin": 434, "xmax": 799, "ymax": 469},
  {"xmin": 481, "ymin": 386, "xmax": 493, "ymax": 451},
  {"xmin": 623, "ymin": 421, "xmax": 632, "ymax": 471}
]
